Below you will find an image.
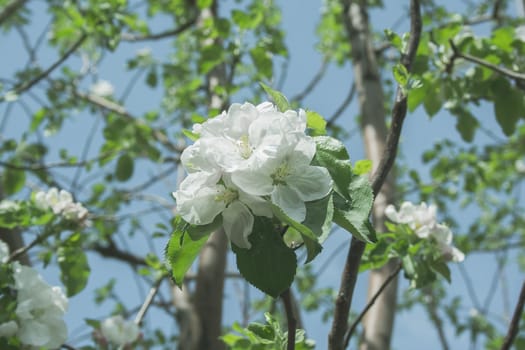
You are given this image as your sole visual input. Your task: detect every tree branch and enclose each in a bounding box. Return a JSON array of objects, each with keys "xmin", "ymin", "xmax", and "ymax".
[
  {"xmin": 0, "ymin": 33, "xmax": 87, "ymax": 102},
  {"xmin": 121, "ymin": 17, "xmax": 197, "ymax": 42},
  {"xmin": 281, "ymin": 288, "xmax": 297, "ymax": 350},
  {"xmin": 0, "ymin": 0, "xmax": 28, "ymax": 26},
  {"xmin": 328, "ymin": 1, "xmax": 421, "ymax": 349},
  {"xmin": 92, "ymin": 240, "xmax": 147, "ymax": 267},
  {"xmin": 448, "ymin": 39, "xmax": 525, "ymax": 83},
  {"xmin": 326, "ymin": 82, "xmax": 356, "ymax": 129},
  {"xmin": 134, "ymin": 276, "xmax": 166, "ymax": 325},
  {"xmin": 291, "ymin": 57, "xmax": 330, "ymax": 102},
  {"xmin": 73, "ymin": 89, "xmax": 182, "ymax": 153},
  {"xmin": 344, "ymin": 263, "xmax": 402, "ymax": 348},
  {"xmin": 500, "ymin": 279, "xmax": 525, "ymax": 350}
]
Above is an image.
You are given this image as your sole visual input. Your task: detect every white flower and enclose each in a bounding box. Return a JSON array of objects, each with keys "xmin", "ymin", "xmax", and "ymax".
[
  {"xmin": 0, "ymin": 321, "xmax": 18, "ymax": 337},
  {"xmin": 174, "ymin": 173, "xmax": 272, "ymax": 248},
  {"xmin": 231, "ymin": 136, "xmax": 332, "ymax": 222},
  {"xmin": 385, "ymin": 201, "xmax": 437, "ymax": 238},
  {"xmin": 90, "ymin": 80, "xmax": 114, "ymax": 97},
  {"xmin": 429, "ymin": 224, "xmax": 465, "ymax": 262},
  {"xmin": 34, "ymin": 187, "xmax": 89, "ymax": 222},
  {"xmin": 515, "ymin": 159, "xmax": 525, "ymax": 173},
  {"xmin": 515, "ymin": 25, "xmax": 525, "ymax": 42},
  {"xmin": 175, "ymin": 101, "xmax": 332, "ymax": 246},
  {"xmin": 0, "ymin": 239, "xmax": 9, "ymax": 263},
  {"xmin": 100, "ymin": 315, "xmax": 140, "ymax": 346},
  {"xmin": 385, "ymin": 201, "xmax": 464, "ymax": 263},
  {"xmin": 12, "ymin": 263, "xmax": 68, "ymax": 348},
  {"xmin": 184, "ymin": 102, "xmax": 307, "ymax": 174},
  {"xmin": 0, "ymin": 199, "xmax": 20, "ymax": 212}
]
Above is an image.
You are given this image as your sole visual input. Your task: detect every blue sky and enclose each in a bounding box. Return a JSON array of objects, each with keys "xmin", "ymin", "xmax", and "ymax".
[{"xmin": 1, "ymin": 1, "xmax": 524, "ymax": 349}]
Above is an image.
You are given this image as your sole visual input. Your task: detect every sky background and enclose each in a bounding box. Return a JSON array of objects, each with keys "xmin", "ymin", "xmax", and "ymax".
[{"xmin": 1, "ymin": 0, "xmax": 524, "ymax": 349}]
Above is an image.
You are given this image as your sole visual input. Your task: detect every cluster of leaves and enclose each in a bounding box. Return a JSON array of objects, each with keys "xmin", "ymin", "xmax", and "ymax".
[
  {"xmin": 221, "ymin": 313, "xmax": 315, "ymax": 350},
  {"xmin": 361, "ymin": 221, "xmax": 452, "ymax": 289}
]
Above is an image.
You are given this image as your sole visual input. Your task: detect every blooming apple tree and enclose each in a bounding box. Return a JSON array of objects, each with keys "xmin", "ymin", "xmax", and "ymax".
[{"xmin": 1, "ymin": 0, "xmax": 525, "ymax": 350}]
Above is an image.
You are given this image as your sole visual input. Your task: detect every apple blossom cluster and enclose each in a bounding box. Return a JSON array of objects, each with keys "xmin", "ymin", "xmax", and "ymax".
[
  {"xmin": 99, "ymin": 315, "xmax": 140, "ymax": 347},
  {"xmin": 35, "ymin": 187, "xmax": 89, "ymax": 222},
  {"xmin": 173, "ymin": 102, "xmax": 333, "ymax": 248},
  {"xmin": 385, "ymin": 201, "xmax": 465, "ymax": 262},
  {"xmin": 0, "ymin": 240, "xmax": 69, "ymax": 349}
]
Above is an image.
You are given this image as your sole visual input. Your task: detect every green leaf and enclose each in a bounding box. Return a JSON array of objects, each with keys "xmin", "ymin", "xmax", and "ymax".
[
  {"xmin": 313, "ymin": 136, "xmax": 353, "ymax": 199},
  {"xmin": 492, "ymin": 78, "xmax": 524, "ymax": 136},
  {"xmin": 115, "ymin": 154, "xmax": 134, "ymax": 182},
  {"xmin": 231, "ymin": 9, "xmax": 262, "ymax": 30},
  {"xmin": 332, "ymin": 175, "xmax": 376, "ymax": 243},
  {"xmin": 306, "ymin": 110, "xmax": 327, "ymax": 136},
  {"xmin": 165, "ymin": 217, "xmax": 215, "ymax": 286},
  {"xmin": 384, "ymin": 29, "xmax": 402, "ymax": 51},
  {"xmin": 232, "ymin": 217, "xmax": 297, "ymax": 298},
  {"xmin": 271, "ymin": 203, "xmax": 322, "ymax": 263},
  {"xmin": 430, "ymin": 259, "xmax": 451, "ymax": 283},
  {"xmin": 393, "ymin": 63, "xmax": 409, "ymax": 88},
  {"xmin": 333, "ymin": 208, "xmax": 376, "ymax": 243},
  {"xmin": 197, "ymin": 0, "xmax": 213, "ymax": 9},
  {"xmin": 354, "ymin": 159, "xmax": 372, "ymax": 175},
  {"xmin": 260, "ymin": 82, "xmax": 290, "ymax": 112},
  {"xmin": 146, "ymin": 68, "xmax": 157, "ymax": 88},
  {"xmin": 57, "ymin": 246, "xmax": 90, "ymax": 297},
  {"xmin": 182, "ymin": 128, "xmax": 199, "ymax": 141},
  {"xmin": 3, "ymin": 167, "xmax": 25, "ymax": 195},
  {"xmin": 301, "ymin": 194, "xmax": 333, "ymax": 243},
  {"xmin": 251, "ymin": 46, "xmax": 273, "ymax": 79},
  {"xmin": 454, "ymin": 108, "xmax": 479, "ymax": 142},
  {"xmin": 198, "ymin": 43, "xmax": 225, "ymax": 74}
]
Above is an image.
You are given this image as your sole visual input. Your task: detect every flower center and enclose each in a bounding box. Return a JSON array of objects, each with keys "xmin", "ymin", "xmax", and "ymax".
[
  {"xmin": 236, "ymin": 134, "xmax": 252, "ymax": 159},
  {"xmin": 215, "ymin": 188, "xmax": 238, "ymax": 206},
  {"xmin": 271, "ymin": 163, "xmax": 291, "ymax": 185}
]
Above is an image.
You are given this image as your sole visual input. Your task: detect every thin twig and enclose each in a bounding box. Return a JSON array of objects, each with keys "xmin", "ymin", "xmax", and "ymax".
[
  {"xmin": 448, "ymin": 39, "xmax": 525, "ymax": 82},
  {"xmin": 326, "ymin": 82, "xmax": 356, "ymax": 128},
  {"xmin": 0, "ymin": 0, "xmax": 28, "ymax": 26},
  {"xmin": 344, "ymin": 263, "xmax": 402, "ymax": 348},
  {"xmin": 0, "ymin": 153, "xmax": 114, "ymax": 171},
  {"xmin": 74, "ymin": 89, "xmax": 181, "ymax": 153},
  {"xmin": 281, "ymin": 288, "xmax": 297, "ymax": 350},
  {"xmin": 0, "ymin": 33, "xmax": 87, "ymax": 102},
  {"xmin": 424, "ymin": 288, "xmax": 450, "ymax": 350},
  {"xmin": 7, "ymin": 230, "xmax": 52, "ymax": 263},
  {"xmin": 134, "ymin": 276, "xmax": 166, "ymax": 325},
  {"xmin": 121, "ymin": 17, "xmax": 197, "ymax": 42},
  {"xmin": 291, "ymin": 57, "xmax": 330, "ymax": 102},
  {"xmin": 500, "ymin": 279, "xmax": 525, "ymax": 350},
  {"xmin": 328, "ymin": 1, "xmax": 421, "ymax": 349}
]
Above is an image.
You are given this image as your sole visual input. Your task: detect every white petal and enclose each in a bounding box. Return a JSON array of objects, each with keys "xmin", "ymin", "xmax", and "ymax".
[
  {"xmin": 384, "ymin": 204, "xmax": 399, "ymax": 222},
  {"xmin": 256, "ymin": 101, "xmax": 275, "ymax": 113},
  {"xmin": 225, "ymin": 102, "xmax": 258, "ymax": 139},
  {"xmin": 174, "ymin": 183, "xmax": 226, "ymax": 226},
  {"xmin": 287, "ymin": 165, "xmax": 332, "ymax": 202},
  {"xmin": 272, "ymin": 185, "xmax": 306, "ymax": 222},
  {"xmin": 238, "ymin": 191, "xmax": 273, "ymax": 218},
  {"xmin": 222, "ymin": 201, "xmax": 254, "ymax": 249},
  {"xmin": 231, "ymin": 169, "xmax": 273, "ymax": 196},
  {"xmin": 198, "ymin": 111, "xmax": 227, "ymax": 138}
]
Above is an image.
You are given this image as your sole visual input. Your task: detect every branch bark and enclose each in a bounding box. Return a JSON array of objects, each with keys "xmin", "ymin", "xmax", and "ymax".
[
  {"xmin": 0, "ymin": 0, "xmax": 28, "ymax": 26},
  {"xmin": 328, "ymin": 1, "xmax": 421, "ymax": 349},
  {"xmin": 182, "ymin": 4, "xmax": 229, "ymax": 350},
  {"xmin": 500, "ymin": 279, "xmax": 525, "ymax": 350}
]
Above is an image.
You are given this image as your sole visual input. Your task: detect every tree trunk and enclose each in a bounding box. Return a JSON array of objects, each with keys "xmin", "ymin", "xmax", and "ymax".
[
  {"xmin": 173, "ymin": 3, "xmax": 229, "ymax": 350},
  {"xmin": 342, "ymin": 2, "xmax": 398, "ymax": 349}
]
